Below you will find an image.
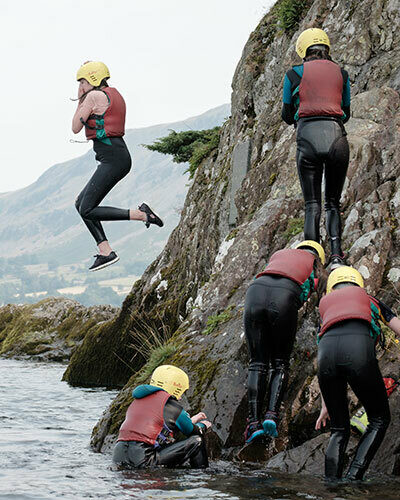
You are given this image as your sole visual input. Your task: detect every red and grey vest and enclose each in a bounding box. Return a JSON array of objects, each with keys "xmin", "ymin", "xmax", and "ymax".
[
  {"xmin": 256, "ymin": 249, "xmax": 315, "ymax": 286},
  {"xmin": 319, "ymin": 287, "xmax": 378, "ymax": 337},
  {"xmin": 83, "ymin": 87, "xmax": 126, "ymax": 140},
  {"xmin": 298, "ymin": 60, "xmax": 343, "ymax": 118},
  {"xmin": 117, "ymin": 390, "xmax": 171, "ymax": 445}
]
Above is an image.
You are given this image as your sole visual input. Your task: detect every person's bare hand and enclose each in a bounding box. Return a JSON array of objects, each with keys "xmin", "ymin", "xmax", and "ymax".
[
  {"xmin": 199, "ymin": 419, "xmax": 212, "ymax": 429},
  {"xmin": 315, "ymin": 406, "xmax": 330, "ymax": 430},
  {"xmin": 191, "ymin": 412, "xmax": 207, "ymax": 424}
]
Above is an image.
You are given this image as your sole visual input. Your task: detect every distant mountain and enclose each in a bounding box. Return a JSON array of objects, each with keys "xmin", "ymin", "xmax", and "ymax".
[{"xmin": 0, "ymin": 104, "xmax": 230, "ymax": 305}]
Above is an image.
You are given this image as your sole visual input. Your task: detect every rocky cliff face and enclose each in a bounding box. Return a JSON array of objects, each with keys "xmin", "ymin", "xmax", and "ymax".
[{"xmin": 65, "ymin": 0, "xmax": 400, "ymax": 475}]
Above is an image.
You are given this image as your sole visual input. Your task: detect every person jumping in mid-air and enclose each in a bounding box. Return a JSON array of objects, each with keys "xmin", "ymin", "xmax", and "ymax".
[
  {"xmin": 113, "ymin": 365, "xmax": 211, "ymax": 469},
  {"xmin": 72, "ymin": 61, "xmax": 163, "ymax": 271},
  {"xmin": 243, "ymin": 240, "xmax": 326, "ymax": 443},
  {"xmin": 282, "ymin": 28, "xmax": 351, "ymax": 269},
  {"xmin": 315, "ymin": 266, "xmax": 400, "ymax": 480}
]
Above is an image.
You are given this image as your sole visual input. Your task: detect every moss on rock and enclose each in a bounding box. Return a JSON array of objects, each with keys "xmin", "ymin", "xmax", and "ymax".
[{"xmin": 0, "ymin": 298, "xmax": 117, "ymax": 362}]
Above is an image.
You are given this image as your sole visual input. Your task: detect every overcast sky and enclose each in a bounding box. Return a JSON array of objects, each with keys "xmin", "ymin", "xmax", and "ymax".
[{"xmin": 1, "ymin": 0, "xmax": 274, "ymax": 192}]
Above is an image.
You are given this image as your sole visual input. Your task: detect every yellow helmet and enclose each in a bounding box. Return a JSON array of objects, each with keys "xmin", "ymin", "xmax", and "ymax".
[
  {"xmin": 76, "ymin": 61, "xmax": 110, "ymax": 86},
  {"xmin": 296, "ymin": 28, "xmax": 330, "ymax": 59},
  {"xmin": 150, "ymin": 365, "xmax": 189, "ymax": 399},
  {"xmin": 295, "ymin": 240, "xmax": 326, "ymax": 265},
  {"xmin": 326, "ymin": 266, "xmax": 364, "ymax": 294}
]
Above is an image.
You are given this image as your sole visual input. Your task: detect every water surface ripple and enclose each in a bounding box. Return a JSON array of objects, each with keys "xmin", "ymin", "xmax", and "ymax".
[{"xmin": 1, "ymin": 359, "xmax": 399, "ymax": 499}]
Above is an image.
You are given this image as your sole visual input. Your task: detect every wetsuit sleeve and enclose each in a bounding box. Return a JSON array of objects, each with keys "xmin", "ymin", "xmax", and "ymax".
[
  {"xmin": 175, "ymin": 410, "xmax": 205, "ymax": 436},
  {"xmin": 281, "ymin": 74, "xmax": 295, "ymax": 125},
  {"xmin": 341, "ymin": 69, "xmax": 351, "ymax": 124},
  {"xmin": 373, "ymin": 297, "xmax": 396, "ymax": 324},
  {"xmin": 163, "ymin": 399, "xmax": 204, "ymax": 437}
]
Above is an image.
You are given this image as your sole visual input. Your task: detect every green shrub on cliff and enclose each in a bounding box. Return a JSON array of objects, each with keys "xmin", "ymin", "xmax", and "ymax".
[
  {"xmin": 276, "ymin": 0, "xmax": 311, "ymax": 32},
  {"xmin": 144, "ymin": 127, "xmax": 221, "ymax": 178}
]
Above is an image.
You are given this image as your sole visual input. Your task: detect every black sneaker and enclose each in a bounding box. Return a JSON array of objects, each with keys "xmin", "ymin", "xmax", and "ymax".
[
  {"xmin": 329, "ymin": 254, "xmax": 346, "ymax": 270},
  {"xmin": 138, "ymin": 203, "xmax": 164, "ymax": 228},
  {"xmin": 89, "ymin": 251, "xmax": 119, "ymax": 271}
]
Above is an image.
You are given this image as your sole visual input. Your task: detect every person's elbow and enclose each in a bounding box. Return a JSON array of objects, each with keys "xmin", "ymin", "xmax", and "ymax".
[
  {"xmin": 281, "ymin": 103, "xmax": 295, "ymax": 125},
  {"xmin": 72, "ymin": 121, "xmax": 83, "ymax": 134}
]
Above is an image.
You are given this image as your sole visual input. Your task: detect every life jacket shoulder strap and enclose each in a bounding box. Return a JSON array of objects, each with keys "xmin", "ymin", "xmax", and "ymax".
[{"xmin": 287, "ymin": 69, "xmax": 301, "ymax": 93}]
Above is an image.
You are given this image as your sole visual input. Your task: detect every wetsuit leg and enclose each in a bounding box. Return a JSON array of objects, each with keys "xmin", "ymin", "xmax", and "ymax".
[
  {"xmin": 244, "ymin": 276, "xmax": 300, "ymax": 420},
  {"xmin": 324, "ymin": 136, "xmax": 349, "ymax": 256},
  {"xmin": 318, "ymin": 331, "xmax": 350, "ymax": 479},
  {"xmin": 296, "ymin": 148, "xmax": 323, "ymax": 242},
  {"xmin": 75, "ymin": 138, "xmax": 132, "ymax": 244},
  {"xmin": 155, "ymin": 435, "xmax": 209, "ymax": 468},
  {"xmin": 318, "ymin": 321, "xmax": 390, "ymax": 480},
  {"xmin": 266, "ymin": 359, "xmax": 289, "ymax": 415},
  {"xmin": 345, "ymin": 346, "xmax": 390, "ymax": 480},
  {"xmin": 244, "ymin": 282, "xmax": 269, "ymax": 421},
  {"xmin": 113, "ymin": 440, "xmax": 153, "ymax": 468}
]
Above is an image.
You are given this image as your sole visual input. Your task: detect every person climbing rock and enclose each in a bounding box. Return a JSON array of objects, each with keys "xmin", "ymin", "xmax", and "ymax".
[
  {"xmin": 281, "ymin": 28, "xmax": 351, "ymax": 269},
  {"xmin": 315, "ymin": 266, "xmax": 400, "ymax": 480},
  {"xmin": 243, "ymin": 240, "xmax": 326, "ymax": 443},
  {"xmin": 113, "ymin": 365, "xmax": 211, "ymax": 469},
  {"xmin": 72, "ymin": 61, "xmax": 163, "ymax": 271}
]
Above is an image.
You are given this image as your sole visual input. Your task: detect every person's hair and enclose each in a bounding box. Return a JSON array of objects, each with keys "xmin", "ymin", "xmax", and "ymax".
[
  {"xmin": 98, "ymin": 78, "xmax": 109, "ymax": 88},
  {"xmin": 332, "ymin": 281, "xmax": 359, "ymax": 291},
  {"xmin": 304, "ymin": 46, "xmax": 332, "ymax": 61}
]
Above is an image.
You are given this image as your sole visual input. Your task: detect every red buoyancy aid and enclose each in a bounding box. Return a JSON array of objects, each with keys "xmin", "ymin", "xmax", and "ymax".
[
  {"xmin": 84, "ymin": 87, "xmax": 126, "ymax": 140},
  {"xmin": 256, "ymin": 249, "xmax": 315, "ymax": 285},
  {"xmin": 117, "ymin": 390, "xmax": 171, "ymax": 444},
  {"xmin": 319, "ymin": 287, "xmax": 372, "ymax": 337},
  {"xmin": 298, "ymin": 60, "xmax": 344, "ymax": 118}
]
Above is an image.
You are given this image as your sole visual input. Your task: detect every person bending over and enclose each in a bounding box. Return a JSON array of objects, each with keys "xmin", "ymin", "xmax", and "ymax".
[
  {"xmin": 243, "ymin": 240, "xmax": 326, "ymax": 443},
  {"xmin": 315, "ymin": 266, "xmax": 400, "ymax": 480}
]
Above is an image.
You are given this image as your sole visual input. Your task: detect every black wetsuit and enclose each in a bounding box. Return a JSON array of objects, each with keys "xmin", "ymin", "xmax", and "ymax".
[
  {"xmin": 113, "ymin": 434, "xmax": 207, "ymax": 469},
  {"xmin": 244, "ymin": 275, "xmax": 303, "ymax": 422},
  {"xmin": 318, "ymin": 298, "xmax": 395, "ymax": 479},
  {"xmin": 282, "ymin": 60, "xmax": 350, "ymax": 256},
  {"xmin": 75, "ymin": 137, "xmax": 131, "ymax": 244}
]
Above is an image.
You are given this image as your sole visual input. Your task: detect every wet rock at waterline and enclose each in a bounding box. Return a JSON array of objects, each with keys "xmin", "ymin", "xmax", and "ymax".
[{"xmin": 0, "ymin": 297, "xmax": 117, "ymax": 362}]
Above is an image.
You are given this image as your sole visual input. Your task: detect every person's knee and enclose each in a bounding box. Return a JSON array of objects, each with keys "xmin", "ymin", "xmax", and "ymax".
[
  {"xmin": 75, "ymin": 196, "xmax": 81, "ymax": 214},
  {"xmin": 368, "ymin": 413, "xmax": 391, "ymax": 432},
  {"xmin": 272, "ymin": 359, "xmax": 289, "ymax": 371},
  {"xmin": 304, "ymin": 200, "xmax": 321, "ymax": 215},
  {"xmin": 74, "ymin": 197, "xmax": 92, "ymax": 218},
  {"xmin": 188, "ymin": 435, "xmax": 202, "ymax": 447},
  {"xmin": 249, "ymin": 361, "xmax": 268, "ymax": 372},
  {"xmin": 78, "ymin": 203, "xmax": 93, "ymax": 219},
  {"xmin": 330, "ymin": 426, "xmax": 350, "ymax": 441},
  {"xmin": 324, "ymin": 198, "xmax": 340, "ymax": 212}
]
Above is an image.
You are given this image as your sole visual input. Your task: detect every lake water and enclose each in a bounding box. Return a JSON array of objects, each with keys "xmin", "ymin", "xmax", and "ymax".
[{"xmin": 1, "ymin": 358, "xmax": 399, "ymax": 499}]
